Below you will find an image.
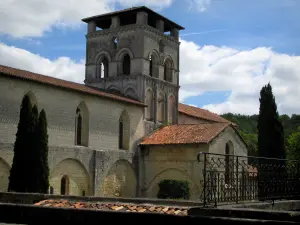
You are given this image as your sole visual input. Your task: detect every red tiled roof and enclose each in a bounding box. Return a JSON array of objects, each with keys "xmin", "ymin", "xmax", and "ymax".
[
  {"xmin": 34, "ymin": 199, "xmax": 188, "ymax": 216},
  {"xmin": 178, "ymin": 103, "xmax": 232, "ymax": 124},
  {"xmin": 140, "ymin": 123, "xmax": 231, "ymax": 145},
  {"xmin": 0, "ymin": 65, "xmax": 145, "ymax": 107}
]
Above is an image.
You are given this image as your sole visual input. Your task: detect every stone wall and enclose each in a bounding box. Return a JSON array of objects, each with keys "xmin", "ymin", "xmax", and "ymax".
[
  {"xmin": 0, "ymin": 75, "xmax": 145, "ymax": 152},
  {"xmin": 208, "ymin": 126, "xmax": 248, "ymax": 157},
  {"xmin": 0, "ymin": 75, "xmax": 145, "ymax": 196},
  {"xmin": 140, "ymin": 144, "xmax": 209, "ymax": 200}
]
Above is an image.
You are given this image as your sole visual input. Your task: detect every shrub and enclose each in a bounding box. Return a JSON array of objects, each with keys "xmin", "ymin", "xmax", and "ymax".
[{"xmin": 157, "ymin": 180, "xmax": 190, "ymax": 200}]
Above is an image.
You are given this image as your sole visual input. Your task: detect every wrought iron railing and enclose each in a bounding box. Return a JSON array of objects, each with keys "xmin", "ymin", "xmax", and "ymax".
[{"xmin": 197, "ymin": 152, "xmax": 300, "ymax": 207}]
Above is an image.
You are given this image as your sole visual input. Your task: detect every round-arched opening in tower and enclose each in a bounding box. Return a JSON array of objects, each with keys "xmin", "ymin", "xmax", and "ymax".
[
  {"xmin": 101, "ymin": 159, "xmax": 137, "ymax": 198},
  {"xmin": 49, "ymin": 158, "xmax": 91, "ymax": 196}
]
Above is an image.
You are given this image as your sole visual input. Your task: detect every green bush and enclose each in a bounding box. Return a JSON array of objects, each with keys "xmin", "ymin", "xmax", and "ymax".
[{"xmin": 157, "ymin": 180, "xmax": 190, "ymax": 200}]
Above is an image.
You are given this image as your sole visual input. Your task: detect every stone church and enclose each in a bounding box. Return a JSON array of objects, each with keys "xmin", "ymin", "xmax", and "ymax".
[{"xmin": 0, "ymin": 6, "xmax": 248, "ymax": 200}]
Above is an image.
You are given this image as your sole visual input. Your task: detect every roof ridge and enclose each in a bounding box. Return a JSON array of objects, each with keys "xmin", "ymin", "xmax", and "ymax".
[
  {"xmin": 0, "ymin": 64, "xmax": 82, "ymax": 85},
  {"xmin": 0, "ymin": 64, "xmax": 145, "ymax": 107}
]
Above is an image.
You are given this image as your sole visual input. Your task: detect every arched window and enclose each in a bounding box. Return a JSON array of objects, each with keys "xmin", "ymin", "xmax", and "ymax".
[
  {"xmin": 225, "ymin": 141, "xmax": 234, "ymax": 185},
  {"xmin": 164, "ymin": 58, "xmax": 173, "ymax": 82},
  {"xmin": 119, "ymin": 111, "xmax": 130, "ymax": 150},
  {"xmin": 113, "ymin": 37, "xmax": 118, "ymax": 49},
  {"xmin": 149, "ymin": 55, "xmax": 153, "ymax": 77},
  {"xmin": 24, "ymin": 91, "xmax": 38, "ymax": 107},
  {"xmin": 60, "ymin": 175, "xmax": 69, "ymax": 195},
  {"xmin": 75, "ymin": 102, "xmax": 89, "ymax": 147},
  {"xmin": 157, "ymin": 92, "xmax": 165, "ymax": 122},
  {"xmin": 122, "ymin": 54, "xmax": 131, "ymax": 75},
  {"xmin": 168, "ymin": 95, "xmax": 175, "ymax": 124},
  {"xmin": 149, "ymin": 51, "xmax": 159, "ymax": 78},
  {"xmin": 97, "ymin": 57, "xmax": 109, "ymax": 79},
  {"xmin": 119, "ymin": 117, "xmax": 124, "ymax": 149},
  {"xmin": 145, "ymin": 89, "xmax": 154, "ymax": 120},
  {"xmin": 76, "ymin": 108, "xmax": 82, "ymax": 145}
]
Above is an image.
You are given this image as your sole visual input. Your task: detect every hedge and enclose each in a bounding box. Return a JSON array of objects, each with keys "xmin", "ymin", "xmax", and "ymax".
[{"xmin": 157, "ymin": 180, "xmax": 190, "ymax": 200}]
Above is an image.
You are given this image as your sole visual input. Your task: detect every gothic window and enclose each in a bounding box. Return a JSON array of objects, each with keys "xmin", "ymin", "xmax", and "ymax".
[
  {"xmin": 157, "ymin": 92, "xmax": 165, "ymax": 122},
  {"xmin": 225, "ymin": 141, "xmax": 234, "ymax": 185},
  {"xmin": 168, "ymin": 95, "xmax": 175, "ymax": 123},
  {"xmin": 149, "ymin": 55, "xmax": 153, "ymax": 77},
  {"xmin": 164, "ymin": 58, "xmax": 173, "ymax": 82},
  {"xmin": 60, "ymin": 175, "xmax": 69, "ymax": 195},
  {"xmin": 97, "ymin": 57, "xmax": 109, "ymax": 79},
  {"xmin": 119, "ymin": 110, "xmax": 130, "ymax": 150},
  {"xmin": 119, "ymin": 117, "xmax": 124, "ymax": 149},
  {"xmin": 75, "ymin": 102, "xmax": 89, "ymax": 147},
  {"xmin": 122, "ymin": 54, "xmax": 131, "ymax": 75},
  {"xmin": 145, "ymin": 89, "xmax": 154, "ymax": 120},
  {"xmin": 76, "ymin": 108, "xmax": 82, "ymax": 145}
]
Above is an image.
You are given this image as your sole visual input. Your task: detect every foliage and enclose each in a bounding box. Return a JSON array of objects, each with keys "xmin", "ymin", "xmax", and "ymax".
[
  {"xmin": 8, "ymin": 96, "xmax": 49, "ymax": 193},
  {"xmin": 257, "ymin": 83, "xmax": 285, "ymax": 159},
  {"xmin": 286, "ymin": 131, "xmax": 300, "ymax": 161},
  {"xmin": 157, "ymin": 180, "xmax": 190, "ymax": 200},
  {"xmin": 222, "ymin": 114, "xmax": 300, "ymax": 158},
  {"xmin": 34, "ymin": 109, "xmax": 50, "ymax": 193},
  {"xmin": 8, "ymin": 95, "xmax": 34, "ymax": 192}
]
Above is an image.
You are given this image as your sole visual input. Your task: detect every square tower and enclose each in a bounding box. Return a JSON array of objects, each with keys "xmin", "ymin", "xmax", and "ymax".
[{"xmin": 82, "ymin": 6, "xmax": 184, "ymax": 127}]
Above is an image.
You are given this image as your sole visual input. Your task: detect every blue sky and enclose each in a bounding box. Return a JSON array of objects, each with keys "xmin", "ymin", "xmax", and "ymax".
[{"xmin": 0, "ymin": 0, "xmax": 300, "ymax": 115}]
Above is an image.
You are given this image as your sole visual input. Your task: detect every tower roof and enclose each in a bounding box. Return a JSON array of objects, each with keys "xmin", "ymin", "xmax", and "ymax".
[{"xmin": 82, "ymin": 6, "xmax": 185, "ymax": 31}]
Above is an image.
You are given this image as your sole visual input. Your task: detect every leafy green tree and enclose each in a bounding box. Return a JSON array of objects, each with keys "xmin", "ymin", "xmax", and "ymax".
[
  {"xmin": 8, "ymin": 95, "xmax": 33, "ymax": 192},
  {"xmin": 286, "ymin": 130, "xmax": 300, "ymax": 161}
]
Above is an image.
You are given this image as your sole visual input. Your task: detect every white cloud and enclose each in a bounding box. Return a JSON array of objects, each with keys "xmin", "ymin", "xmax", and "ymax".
[
  {"xmin": 117, "ymin": 0, "xmax": 173, "ymax": 9},
  {"xmin": 0, "ymin": 0, "xmax": 173, "ymax": 38},
  {"xmin": 188, "ymin": 0, "xmax": 211, "ymax": 12},
  {"xmin": 179, "ymin": 39, "xmax": 300, "ymax": 115},
  {"xmin": 1, "ymin": 39, "xmax": 300, "ymax": 116},
  {"xmin": 0, "ymin": 43, "xmax": 85, "ymax": 84}
]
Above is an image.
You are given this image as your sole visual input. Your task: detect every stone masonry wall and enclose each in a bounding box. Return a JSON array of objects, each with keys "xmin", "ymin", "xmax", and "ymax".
[{"xmin": 0, "ymin": 75, "xmax": 145, "ymax": 196}]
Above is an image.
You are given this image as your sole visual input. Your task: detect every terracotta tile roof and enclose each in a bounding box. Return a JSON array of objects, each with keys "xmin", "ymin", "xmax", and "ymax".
[
  {"xmin": 140, "ymin": 123, "xmax": 231, "ymax": 145},
  {"xmin": 0, "ymin": 65, "xmax": 145, "ymax": 107},
  {"xmin": 34, "ymin": 199, "xmax": 188, "ymax": 216},
  {"xmin": 178, "ymin": 103, "xmax": 232, "ymax": 124}
]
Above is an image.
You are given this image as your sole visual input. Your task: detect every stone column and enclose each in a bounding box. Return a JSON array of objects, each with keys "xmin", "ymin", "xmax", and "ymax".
[
  {"xmin": 136, "ymin": 11, "xmax": 148, "ymax": 25},
  {"xmin": 110, "ymin": 16, "xmax": 120, "ymax": 28},
  {"xmin": 156, "ymin": 19, "xmax": 164, "ymax": 32},
  {"xmin": 87, "ymin": 21, "xmax": 96, "ymax": 33},
  {"xmin": 171, "ymin": 28, "xmax": 179, "ymax": 41}
]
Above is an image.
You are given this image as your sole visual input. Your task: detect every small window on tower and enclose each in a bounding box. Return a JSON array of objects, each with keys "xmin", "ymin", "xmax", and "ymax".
[{"xmin": 113, "ymin": 37, "xmax": 118, "ymax": 49}]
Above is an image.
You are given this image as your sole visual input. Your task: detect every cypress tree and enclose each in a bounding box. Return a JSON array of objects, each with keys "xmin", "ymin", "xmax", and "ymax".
[
  {"xmin": 36, "ymin": 109, "xmax": 50, "ymax": 193},
  {"xmin": 257, "ymin": 83, "xmax": 285, "ymax": 159},
  {"xmin": 257, "ymin": 83, "xmax": 285, "ymax": 199},
  {"xmin": 8, "ymin": 95, "xmax": 32, "ymax": 192},
  {"xmin": 29, "ymin": 105, "xmax": 39, "ymax": 193}
]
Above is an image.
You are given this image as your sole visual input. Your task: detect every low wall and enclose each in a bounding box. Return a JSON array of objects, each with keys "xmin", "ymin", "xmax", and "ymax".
[
  {"xmin": 0, "ymin": 203, "xmax": 296, "ymax": 225},
  {"xmin": 0, "ymin": 191, "xmax": 203, "ymax": 207},
  {"xmin": 221, "ymin": 200, "xmax": 300, "ymax": 211}
]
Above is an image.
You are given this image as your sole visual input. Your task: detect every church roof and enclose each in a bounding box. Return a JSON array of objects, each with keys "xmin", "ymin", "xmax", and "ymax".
[
  {"xmin": 0, "ymin": 65, "xmax": 145, "ymax": 107},
  {"xmin": 178, "ymin": 103, "xmax": 233, "ymax": 124},
  {"xmin": 140, "ymin": 123, "xmax": 231, "ymax": 145}
]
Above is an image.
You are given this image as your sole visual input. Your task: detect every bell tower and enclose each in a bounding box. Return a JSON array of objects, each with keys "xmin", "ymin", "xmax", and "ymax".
[{"xmin": 82, "ymin": 6, "xmax": 184, "ymax": 129}]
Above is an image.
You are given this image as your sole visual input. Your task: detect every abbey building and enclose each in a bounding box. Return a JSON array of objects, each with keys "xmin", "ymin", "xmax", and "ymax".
[{"xmin": 0, "ymin": 6, "xmax": 248, "ymax": 199}]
